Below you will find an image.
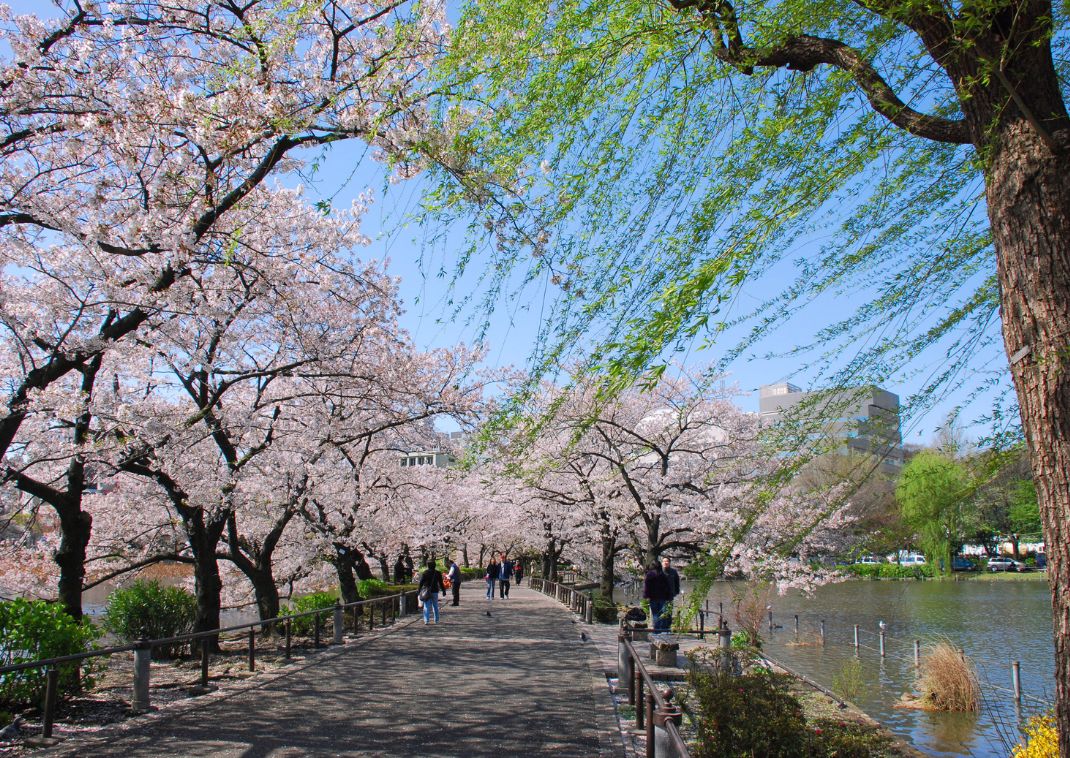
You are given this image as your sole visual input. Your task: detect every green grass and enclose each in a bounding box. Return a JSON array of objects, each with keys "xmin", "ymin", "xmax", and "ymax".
[{"xmin": 964, "ymin": 570, "xmax": 1048, "ymax": 582}]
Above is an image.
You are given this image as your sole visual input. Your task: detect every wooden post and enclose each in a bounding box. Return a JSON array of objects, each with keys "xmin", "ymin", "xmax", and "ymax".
[
  {"xmin": 914, "ymin": 640, "xmax": 921, "ymax": 667},
  {"xmin": 644, "ymin": 692, "xmax": 655, "ymax": 758},
  {"xmin": 131, "ymin": 641, "xmax": 152, "ymax": 713},
  {"xmin": 635, "ymin": 669, "xmax": 645, "ymax": 729},
  {"xmin": 795, "ymin": 614, "xmax": 799, "ymax": 635},
  {"xmin": 853, "ymin": 624, "xmax": 859, "ymax": 649},
  {"xmin": 768, "ymin": 608, "xmax": 773, "ymax": 630},
  {"xmin": 1012, "ymin": 661, "xmax": 1022, "ymax": 701},
  {"xmin": 199, "ymin": 639, "xmax": 210, "ymax": 687},
  {"xmin": 42, "ymin": 666, "xmax": 58, "ymax": 738},
  {"xmin": 285, "ymin": 618, "xmax": 292, "ymax": 660},
  {"xmin": 627, "ymin": 655, "xmax": 636, "ymax": 705},
  {"xmin": 333, "ymin": 602, "xmax": 344, "ymax": 644},
  {"xmin": 879, "ymin": 630, "xmax": 886, "ymax": 658},
  {"xmin": 248, "ymin": 628, "xmax": 256, "ymax": 672},
  {"xmin": 699, "ymin": 610, "xmax": 705, "ymax": 640},
  {"xmin": 820, "ymin": 620, "xmax": 825, "ymax": 645}
]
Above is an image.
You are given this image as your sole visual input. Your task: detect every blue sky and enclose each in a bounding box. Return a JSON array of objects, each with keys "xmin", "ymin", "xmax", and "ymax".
[{"xmin": 3, "ymin": 0, "xmax": 1015, "ymax": 445}]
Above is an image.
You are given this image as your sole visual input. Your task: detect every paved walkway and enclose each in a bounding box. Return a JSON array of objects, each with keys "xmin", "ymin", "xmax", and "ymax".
[{"xmin": 42, "ymin": 585, "xmax": 624, "ymax": 757}]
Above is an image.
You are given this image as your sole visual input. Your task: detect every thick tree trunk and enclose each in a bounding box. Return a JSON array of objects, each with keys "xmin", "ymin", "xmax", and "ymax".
[
  {"xmin": 248, "ymin": 567, "xmax": 280, "ymax": 623},
  {"xmin": 333, "ymin": 546, "xmax": 360, "ymax": 604},
  {"xmin": 981, "ymin": 74, "xmax": 1070, "ymax": 752},
  {"xmin": 600, "ymin": 535, "xmax": 616, "ymax": 602},
  {"xmin": 55, "ymin": 508, "xmax": 91, "ymax": 620},
  {"xmin": 186, "ymin": 514, "xmax": 227, "ymax": 650}
]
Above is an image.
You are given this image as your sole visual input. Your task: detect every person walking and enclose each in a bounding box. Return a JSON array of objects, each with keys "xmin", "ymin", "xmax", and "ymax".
[
  {"xmin": 447, "ymin": 558, "xmax": 462, "ymax": 606},
  {"xmin": 418, "ymin": 558, "xmax": 446, "ymax": 624},
  {"xmin": 661, "ymin": 556, "xmax": 681, "ymax": 624},
  {"xmin": 498, "ymin": 552, "xmax": 514, "ymax": 598},
  {"xmin": 513, "ymin": 561, "xmax": 524, "ymax": 586},
  {"xmin": 484, "ymin": 553, "xmax": 500, "ymax": 601},
  {"xmin": 643, "ymin": 561, "xmax": 673, "ymax": 633}
]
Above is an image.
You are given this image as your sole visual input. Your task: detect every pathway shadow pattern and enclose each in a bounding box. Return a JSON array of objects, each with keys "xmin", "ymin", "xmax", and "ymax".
[{"xmin": 43, "ymin": 586, "xmax": 608, "ymax": 757}]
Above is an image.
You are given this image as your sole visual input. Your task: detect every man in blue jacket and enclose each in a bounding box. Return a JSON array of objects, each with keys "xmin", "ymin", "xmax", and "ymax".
[{"xmin": 498, "ymin": 553, "xmax": 514, "ymax": 598}]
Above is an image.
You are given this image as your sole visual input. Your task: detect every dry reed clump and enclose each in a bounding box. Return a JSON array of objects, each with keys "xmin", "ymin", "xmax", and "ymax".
[{"xmin": 916, "ymin": 642, "xmax": 981, "ymax": 711}]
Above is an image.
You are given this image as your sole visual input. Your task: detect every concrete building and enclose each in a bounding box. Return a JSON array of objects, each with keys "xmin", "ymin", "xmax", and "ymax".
[
  {"xmin": 399, "ymin": 431, "xmax": 465, "ymax": 469},
  {"xmin": 758, "ymin": 381, "xmax": 905, "ymax": 471}
]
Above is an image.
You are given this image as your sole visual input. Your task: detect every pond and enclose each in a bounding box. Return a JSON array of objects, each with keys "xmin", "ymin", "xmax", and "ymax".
[{"xmin": 669, "ymin": 576, "xmax": 1054, "ymax": 757}]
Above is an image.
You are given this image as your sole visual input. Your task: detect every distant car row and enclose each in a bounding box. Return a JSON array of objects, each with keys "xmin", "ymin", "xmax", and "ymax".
[{"xmin": 853, "ymin": 554, "xmax": 1045, "ymax": 571}]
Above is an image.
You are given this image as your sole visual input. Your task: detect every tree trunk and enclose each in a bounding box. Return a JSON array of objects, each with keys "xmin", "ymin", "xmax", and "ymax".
[
  {"xmin": 599, "ymin": 534, "xmax": 616, "ymax": 602},
  {"xmin": 186, "ymin": 513, "xmax": 226, "ymax": 650},
  {"xmin": 979, "ymin": 69, "xmax": 1070, "ymax": 752},
  {"xmin": 333, "ymin": 546, "xmax": 360, "ymax": 604},
  {"xmin": 462, "ymin": 543, "xmax": 470, "ymax": 568},
  {"xmin": 55, "ymin": 508, "xmax": 92, "ymax": 620},
  {"xmin": 250, "ymin": 569, "xmax": 280, "ymax": 624}
]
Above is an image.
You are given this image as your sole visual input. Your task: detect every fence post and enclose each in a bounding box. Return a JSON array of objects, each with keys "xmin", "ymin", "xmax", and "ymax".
[
  {"xmin": 248, "ymin": 628, "xmax": 256, "ymax": 672},
  {"xmin": 643, "ymin": 692, "xmax": 655, "ymax": 758},
  {"xmin": 314, "ymin": 612, "xmax": 322, "ymax": 648},
  {"xmin": 1012, "ymin": 661, "xmax": 1022, "ymax": 702},
  {"xmin": 131, "ymin": 640, "xmax": 152, "ymax": 713},
  {"xmin": 768, "ymin": 608, "xmax": 774, "ymax": 630},
  {"xmin": 585, "ymin": 597, "xmax": 594, "ymax": 624},
  {"xmin": 627, "ymin": 654, "xmax": 636, "ymax": 705},
  {"xmin": 617, "ymin": 634, "xmax": 629, "ymax": 685},
  {"xmin": 333, "ymin": 602, "xmax": 344, "ymax": 644},
  {"xmin": 42, "ymin": 666, "xmax": 58, "ymax": 738},
  {"xmin": 285, "ymin": 619, "xmax": 292, "ymax": 660},
  {"xmin": 399, "ymin": 593, "xmax": 405, "ymax": 618},
  {"xmin": 795, "ymin": 614, "xmax": 799, "ymax": 635},
  {"xmin": 820, "ymin": 620, "xmax": 826, "ymax": 645},
  {"xmin": 653, "ymin": 703, "xmax": 683, "ymax": 758},
  {"xmin": 853, "ymin": 624, "xmax": 859, "ymax": 650},
  {"xmin": 914, "ymin": 639, "xmax": 921, "ymax": 666},
  {"xmin": 635, "ymin": 670, "xmax": 645, "ymax": 729},
  {"xmin": 699, "ymin": 610, "xmax": 705, "ymax": 640},
  {"xmin": 879, "ymin": 630, "xmax": 886, "ymax": 658}
]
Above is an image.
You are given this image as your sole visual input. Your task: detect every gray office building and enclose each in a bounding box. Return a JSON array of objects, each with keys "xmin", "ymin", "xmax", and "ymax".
[{"xmin": 758, "ymin": 382, "xmax": 905, "ymax": 470}]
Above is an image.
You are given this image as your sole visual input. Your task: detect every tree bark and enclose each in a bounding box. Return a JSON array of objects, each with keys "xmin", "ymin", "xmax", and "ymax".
[
  {"xmin": 333, "ymin": 545, "xmax": 360, "ymax": 604},
  {"xmin": 55, "ymin": 508, "xmax": 92, "ymax": 620},
  {"xmin": 599, "ymin": 534, "xmax": 617, "ymax": 602},
  {"xmin": 186, "ymin": 513, "xmax": 227, "ymax": 650}
]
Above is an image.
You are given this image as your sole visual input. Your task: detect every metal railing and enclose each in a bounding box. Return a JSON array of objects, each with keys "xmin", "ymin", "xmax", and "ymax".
[
  {"xmin": 0, "ymin": 591, "xmax": 417, "ymax": 736},
  {"xmin": 530, "ymin": 577, "xmax": 693, "ymax": 757},
  {"xmin": 618, "ymin": 634, "xmax": 691, "ymax": 758},
  {"xmin": 529, "ymin": 577, "xmax": 596, "ymax": 624}
]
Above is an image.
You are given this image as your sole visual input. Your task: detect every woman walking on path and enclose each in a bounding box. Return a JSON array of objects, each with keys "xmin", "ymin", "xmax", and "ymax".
[
  {"xmin": 514, "ymin": 561, "xmax": 524, "ymax": 585},
  {"xmin": 484, "ymin": 554, "xmax": 500, "ymax": 600},
  {"xmin": 498, "ymin": 553, "xmax": 514, "ymax": 598},
  {"xmin": 418, "ymin": 558, "xmax": 446, "ymax": 624}
]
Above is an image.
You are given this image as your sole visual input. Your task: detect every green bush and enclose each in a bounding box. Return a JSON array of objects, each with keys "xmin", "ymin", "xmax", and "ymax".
[
  {"xmin": 689, "ymin": 669, "xmax": 809, "ymax": 757},
  {"xmin": 356, "ymin": 578, "xmax": 388, "ymax": 598},
  {"xmin": 845, "ymin": 562, "xmax": 934, "ymax": 579},
  {"xmin": 459, "ymin": 567, "xmax": 486, "ymax": 581},
  {"xmin": 809, "ymin": 718, "xmax": 895, "ymax": 758},
  {"xmin": 282, "ymin": 590, "xmax": 338, "ymax": 635},
  {"xmin": 0, "ymin": 599, "xmax": 100, "ymax": 707},
  {"xmin": 591, "ymin": 595, "xmax": 619, "ymax": 624},
  {"xmin": 103, "ymin": 580, "xmax": 197, "ymax": 658}
]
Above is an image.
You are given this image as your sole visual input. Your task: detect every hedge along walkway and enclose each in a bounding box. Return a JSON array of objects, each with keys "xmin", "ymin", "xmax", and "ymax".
[{"xmin": 37, "ymin": 584, "xmax": 625, "ymax": 758}]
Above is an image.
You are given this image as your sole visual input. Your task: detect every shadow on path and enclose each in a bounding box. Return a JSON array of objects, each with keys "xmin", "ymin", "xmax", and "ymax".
[{"xmin": 42, "ymin": 585, "xmax": 615, "ymax": 757}]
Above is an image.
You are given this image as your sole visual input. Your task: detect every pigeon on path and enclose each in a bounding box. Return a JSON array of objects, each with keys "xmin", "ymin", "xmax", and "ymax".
[
  {"xmin": 580, "ymin": 632, "xmax": 589, "ymax": 642},
  {"xmin": 486, "ymin": 610, "xmax": 492, "ymax": 618}
]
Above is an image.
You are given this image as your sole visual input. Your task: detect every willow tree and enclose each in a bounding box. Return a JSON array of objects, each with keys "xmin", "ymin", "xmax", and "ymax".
[{"xmin": 427, "ymin": 0, "xmax": 1070, "ymax": 748}]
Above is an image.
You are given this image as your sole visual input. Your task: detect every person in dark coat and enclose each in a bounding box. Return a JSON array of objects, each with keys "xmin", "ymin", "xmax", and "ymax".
[
  {"xmin": 484, "ymin": 555, "xmax": 500, "ymax": 601},
  {"xmin": 447, "ymin": 558, "xmax": 462, "ymax": 606},
  {"xmin": 498, "ymin": 552, "xmax": 514, "ymax": 598},
  {"xmin": 661, "ymin": 556, "xmax": 681, "ymax": 627},
  {"xmin": 513, "ymin": 561, "xmax": 525, "ymax": 585},
  {"xmin": 643, "ymin": 562, "xmax": 673, "ymax": 633},
  {"xmin": 418, "ymin": 558, "xmax": 446, "ymax": 624}
]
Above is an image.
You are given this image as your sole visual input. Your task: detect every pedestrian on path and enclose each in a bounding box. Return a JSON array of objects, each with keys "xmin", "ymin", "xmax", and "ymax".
[
  {"xmin": 484, "ymin": 554, "xmax": 500, "ymax": 600},
  {"xmin": 418, "ymin": 558, "xmax": 446, "ymax": 624},
  {"xmin": 513, "ymin": 561, "xmax": 524, "ymax": 585},
  {"xmin": 498, "ymin": 552, "xmax": 514, "ymax": 598},
  {"xmin": 643, "ymin": 561, "xmax": 673, "ymax": 633},
  {"xmin": 447, "ymin": 558, "xmax": 461, "ymax": 606},
  {"xmin": 661, "ymin": 556, "xmax": 681, "ymax": 626}
]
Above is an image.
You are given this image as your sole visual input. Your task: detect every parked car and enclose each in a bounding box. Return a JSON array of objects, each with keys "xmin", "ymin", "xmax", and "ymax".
[
  {"xmin": 900, "ymin": 554, "xmax": 927, "ymax": 566},
  {"xmin": 951, "ymin": 556, "xmax": 977, "ymax": 572},
  {"xmin": 987, "ymin": 556, "xmax": 1028, "ymax": 572},
  {"xmin": 855, "ymin": 556, "xmax": 881, "ymax": 565}
]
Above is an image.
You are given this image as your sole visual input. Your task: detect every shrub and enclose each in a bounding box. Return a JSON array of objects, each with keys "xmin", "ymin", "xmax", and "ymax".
[
  {"xmin": 103, "ymin": 580, "xmax": 197, "ymax": 658},
  {"xmin": 591, "ymin": 595, "xmax": 619, "ymax": 624},
  {"xmin": 282, "ymin": 590, "xmax": 338, "ymax": 636},
  {"xmin": 688, "ymin": 668, "xmax": 809, "ymax": 758},
  {"xmin": 356, "ymin": 578, "xmax": 388, "ymax": 598},
  {"xmin": 916, "ymin": 642, "xmax": 980, "ymax": 711},
  {"xmin": 845, "ymin": 563, "xmax": 935, "ymax": 579},
  {"xmin": 809, "ymin": 718, "xmax": 894, "ymax": 758},
  {"xmin": 1012, "ymin": 712, "xmax": 1058, "ymax": 758},
  {"xmin": 832, "ymin": 659, "xmax": 865, "ymax": 702},
  {"xmin": 0, "ymin": 598, "xmax": 100, "ymax": 707}
]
